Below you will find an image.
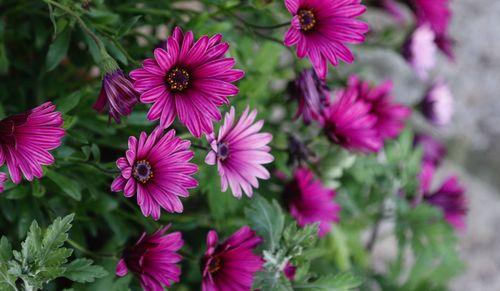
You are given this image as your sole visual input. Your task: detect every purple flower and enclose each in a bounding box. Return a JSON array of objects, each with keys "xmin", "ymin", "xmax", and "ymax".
[
  {"xmin": 111, "ymin": 127, "xmax": 198, "ymax": 219},
  {"xmin": 414, "ymin": 134, "xmax": 447, "ymax": 166},
  {"xmin": 372, "ymin": 0, "xmax": 407, "ymax": 24},
  {"xmin": 116, "ymin": 225, "xmax": 183, "ymax": 290},
  {"xmin": 418, "ymin": 161, "xmax": 435, "ymax": 194},
  {"xmin": 347, "ymin": 75, "xmax": 411, "ymax": 140},
  {"xmin": 402, "ymin": 25, "xmax": 437, "ymax": 80},
  {"xmin": 202, "ymin": 226, "xmax": 263, "ymax": 291},
  {"xmin": 130, "ymin": 26, "xmax": 244, "ymax": 137},
  {"xmin": 412, "ymin": 0, "xmax": 451, "ymax": 36},
  {"xmin": 0, "ymin": 172, "xmax": 7, "ymax": 193},
  {"xmin": 420, "ymin": 81, "xmax": 454, "ymax": 126},
  {"xmin": 283, "ymin": 167, "xmax": 341, "ymax": 237},
  {"xmin": 283, "ymin": 0, "xmax": 369, "ymax": 79},
  {"xmin": 435, "ymin": 33, "xmax": 455, "ymax": 61},
  {"xmin": 93, "ymin": 69, "xmax": 139, "ymax": 123},
  {"xmin": 0, "ymin": 102, "xmax": 65, "ymax": 183},
  {"xmin": 289, "ymin": 69, "xmax": 330, "ymax": 124},
  {"xmin": 205, "ymin": 107, "xmax": 274, "ymax": 198},
  {"xmin": 283, "ymin": 262, "xmax": 297, "ymax": 281},
  {"xmin": 322, "ymin": 86, "xmax": 382, "ymax": 153},
  {"xmin": 424, "ymin": 176, "xmax": 467, "ymax": 230}
]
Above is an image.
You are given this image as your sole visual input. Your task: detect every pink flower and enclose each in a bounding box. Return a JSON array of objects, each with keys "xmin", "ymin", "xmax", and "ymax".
[
  {"xmin": 283, "ymin": 262, "xmax": 297, "ymax": 281},
  {"xmin": 402, "ymin": 25, "xmax": 437, "ymax": 80},
  {"xmin": 418, "ymin": 161, "xmax": 435, "ymax": 194},
  {"xmin": 0, "ymin": 102, "xmax": 65, "ymax": 183},
  {"xmin": 283, "ymin": 0, "xmax": 369, "ymax": 79},
  {"xmin": 420, "ymin": 81, "xmax": 454, "ymax": 126},
  {"xmin": 375, "ymin": 0, "xmax": 407, "ymax": 24},
  {"xmin": 130, "ymin": 27, "xmax": 244, "ymax": 137},
  {"xmin": 411, "ymin": 0, "xmax": 454, "ymax": 59},
  {"xmin": 322, "ymin": 86, "xmax": 383, "ymax": 153},
  {"xmin": 347, "ymin": 75, "xmax": 411, "ymax": 140},
  {"xmin": 205, "ymin": 107, "xmax": 274, "ymax": 198},
  {"xmin": 116, "ymin": 225, "xmax": 183, "ymax": 290},
  {"xmin": 93, "ymin": 69, "xmax": 139, "ymax": 123},
  {"xmin": 202, "ymin": 226, "xmax": 263, "ymax": 291},
  {"xmin": 0, "ymin": 172, "xmax": 7, "ymax": 193},
  {"xmin": 424, "ymin": 176, "xmax": 467, "ymax": 230},
  {"xmin": 111, "ymin": 127, "xmax": 198, "ymax": 219},
  {"xmin": 414, "ymin": 134, "xmax": 447, "ymax": 166},
  {"xmin": 283, "ymin": 168, "xmax": 340, "ymax": 237},
  {"xmin": 289, "ymin": 69, "xmax": 330, "ymax": 124}
]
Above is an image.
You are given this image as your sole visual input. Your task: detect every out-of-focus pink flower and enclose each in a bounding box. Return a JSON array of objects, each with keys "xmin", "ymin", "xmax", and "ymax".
[
  {"xmin": 402, "ymin": 25, "xmax": 437, "ymax": 80},
  {"xmin": 420, "ymin": 81, "xmax": 454, "ymax": 126},
  {"xmin": 289, "ymin": 69, "xmax": 330, "ymax": 124},
  {"xmin": 130, "ymin": 26, "xmax": 244, "ymax": 137},
  {"xmin": 322, "ymin": 86, "xmax": 383, "ymax": 153},
  {"xmin": 414, "ymin": 134, "xmax": 447, "ymax": 166},
  {"xmin": 373, "ymin": 0, "xmax": 407, "ymax": 24},
  {"xmin": 111, "ymin": 127, "xmax": 198, "ymax": 220},
  {"xmin": 412, "ymin": 0, "xmax": 451, "ymax": 35},
  {"xmin": 93, "ymin": 69, "xmax": 139, "ymax": 123},
  {"xmin": 283, "ymin": 167, "xmax": 341, "ymax": 237},
  {"xmin": 0, "ymin": 102, "xmax": 65, "ymax": 183},
  {"xmin": 424, "ymin": 176, "xmax": 467, "ymax": 230},
  {"xmin": 205, "ymin": 107, "xmax": 273, "ymax": 198},
  {"xmin": 347, "ymin": 75, "xmax": 411, "ymax": 140},
  {"xmin": 283, "ymin": 0, "xmax": 369, "ymax": 79},
  {"xmin": 283, "ymin": 262, "xmax": 297, "ymax": 281},
  {"xmin": 418, "ymin": 161, "xmax": 435, "ymax": 194},
  {"xmin": 116, "ymin": 225, "xmax": 183, "ymax": 290},
  {"xmin": 202, "ymin": 226, "xmax": 263, "ymax": 291}
]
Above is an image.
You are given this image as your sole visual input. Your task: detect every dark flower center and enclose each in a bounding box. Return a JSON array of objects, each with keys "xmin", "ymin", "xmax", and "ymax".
[
  {"xmin": 217, "ymin": 142, "xmax": 230, "ymax": 161},
  {"xmin": 208, "ymin": 256, "xmax": 222, "ymax": 273},
  {"xmin": 298, "ymin": 9, "xmax": 316, "ymax": 32},
  {"xmin": 166, "ymin": 67, "xmax": 190, "ymax": 92},
  {"xmin": 133, "ymin": 160, "xmax": 153, "ymax": 183}
]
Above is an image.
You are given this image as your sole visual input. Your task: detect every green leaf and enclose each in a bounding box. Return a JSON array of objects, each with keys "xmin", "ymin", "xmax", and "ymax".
[
  {"xmin": 116, "ymin": 16, "xmax": 142, "ymax": 38},
  {"xmin": 244, "ymin": 195, "xmax": 285, "ymax": 252},
  {"xmin": 0, "ymin": 237, "xmax": 16, "ymax": 291},
  {"xmin": 64, "ymin": 258, "xmax": 108, "ymax": 283},
  {"xmin": 39, "ymin": 214, "xmax": 75, "ymax": 266},
  {"xmin": 54, "ymin": 90, "xmax": 82, "ymax": 114},
  {"xmin": 46, "ymin": 170, "xmax": 82, "ymax": 201},
  {"xmin": 45, "ymin": 26, "xmax": 71, "ymax": 71},
  {"xmin": 295, "ymin": 273, "xmax": 363, "ymax": 290}
]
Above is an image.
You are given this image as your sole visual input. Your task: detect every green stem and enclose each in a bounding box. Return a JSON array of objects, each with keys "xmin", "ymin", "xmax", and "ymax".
[
  {"xmin": 68, "ymin": 239, "xmax": 117, "ymax": 259},
  {"xmin": 44, "ymin": 0, "xmax": 105, "ymax": 51}
]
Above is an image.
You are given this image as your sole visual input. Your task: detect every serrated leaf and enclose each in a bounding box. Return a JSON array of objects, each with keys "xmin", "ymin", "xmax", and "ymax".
[
  {"xmin": 46, "ymin": 170, "xmax": 82, "ymax": 201},
  {"xmin": 244, "ymin": 195, "xmax": 285, "ymax": 251},
  {"xmin": 64, "ymin": 258, "xmax": 108, "ymax": 283},
  {"xmin": 45, "ymin": 26, "xmax": 71, "ymax": 71},
  {"xmin": 39, "ymin": 214, "xmax": 74, "ymax": 266}
]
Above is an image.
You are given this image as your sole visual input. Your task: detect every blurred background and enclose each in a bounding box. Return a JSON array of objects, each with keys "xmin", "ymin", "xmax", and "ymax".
[{"xmin": 359, "ymin": 1, "xmax": 500, "ymax": 290}]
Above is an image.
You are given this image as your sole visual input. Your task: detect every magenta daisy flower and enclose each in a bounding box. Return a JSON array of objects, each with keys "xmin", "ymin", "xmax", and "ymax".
[
  {"xmin": 202, "ymin": 226, "xmax": 263, "ymax": 291},
  {"xmin": 412, "ymin": 0, "xmax": 451, "ymax": 36},
  {"xmin": 322, "ymin": 87, "xmax": 382, "ymax": 153},
  {"xmin": 116, "ymin": 225, "xmax": 183, "ymax": 290},
  {"xmin": 283, "ymin": 0, "xmax": 369, "ymax": 79},
  {"xmin": 289, "ymin": 68, "xmax": 330, "ymax": 124},
  {"xmin": 111, "ymin": 127, "xmax": 198, "ymax": 219},
  {"xmin": 414, "ymin": 134, "xmax": 447, "ymax": 166},
  {"xmin": 419, "ymin": 81, "xmax": 454, "ymax": 126},
  {"xmin": 347, "ymin": 75, "xmax": 411, "ymax": 139},
  {"xmin": 205, "ymin": 107, "xmax": 274, "ymax": 198},
  {"xmin": 130, "ymin": 26, "xmax": 244, "ymax": 137},
  {"xmin": 0, "ymin": 102, "xmax": 65, "ymax": 183},
  {"xmin": 424, "ymin": 176, "xmax": 467, "ymax": 230},
  {"xmin": 93, "ymin": 69, "xmax": 139, "ymax": 123},
  {"xmin": 0, "ymin": 172, "xmax": 7, "ymax": 193},
  {"xmin": 283, "ymin": 167, "xmax": 340, "ymax": 237},
  {"xmin": 402, "ymin": 25, "xmax": 437, "ymax": 80}
]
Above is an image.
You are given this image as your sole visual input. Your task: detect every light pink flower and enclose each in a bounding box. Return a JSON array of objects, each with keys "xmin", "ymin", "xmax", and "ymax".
[
  {"xmin": 205, "ymin": 107, "xmax": 274, "ymax": 198},
  {"xmin": 130, "ymin": 27, "xmax": 244, "ymax": 137},
  {"xmin": 202, "ymin": 226, "xmax": 263, "ymax": 291},
  {"xmin": 0, "ymin": 102, "xmax": 65, "ymax": 183},
  {"xmin": 420, "ymin": 81, "xmax": 454, "ymax": 126},
  {"xmin": 111, "ymin": 127, "xmax": 198, "ymax": 219},
  {"xmin": 283, "ymin": 0, "xmax": 369, "ymax": 79},
  {"xmin": 403, "ymin": 25, "xmax": 437, "ymax": 80},
  {"xmin": 116, "ymin": 225, "xmax": 183, "ymax": 290}
]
